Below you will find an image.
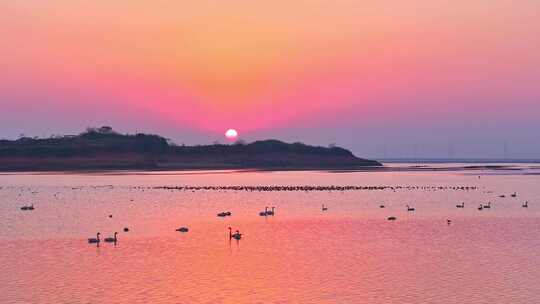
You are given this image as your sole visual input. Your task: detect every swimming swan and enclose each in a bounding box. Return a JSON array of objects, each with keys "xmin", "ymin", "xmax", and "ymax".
[
  {"xmin": 228, "ymin": 227, "xmax": 242, "ymax": 240},
  {"xmin": 104, "ymin": 232, "xmax": 118, "ymax": 243},
  {"xmin": 20, "ymin": 204, "xmax": 34, "ymax": 211},
  {"xmin": 176, "ymin": 227, "xmax": 189, "ymax": 232},
  {"xmin": 88, "ymin": 232, "xmax": 101, "ymax": 244}
]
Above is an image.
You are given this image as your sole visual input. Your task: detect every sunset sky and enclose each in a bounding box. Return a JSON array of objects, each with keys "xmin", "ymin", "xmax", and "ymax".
[{"xmin": 1, "ymin": 1, "xmax": 539, "ymax": 158}]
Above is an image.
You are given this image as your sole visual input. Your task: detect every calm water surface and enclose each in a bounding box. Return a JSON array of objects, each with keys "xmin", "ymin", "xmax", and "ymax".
[{"xmin": 1, "ymin": 165, "xmax": 539, "ymax": 303}]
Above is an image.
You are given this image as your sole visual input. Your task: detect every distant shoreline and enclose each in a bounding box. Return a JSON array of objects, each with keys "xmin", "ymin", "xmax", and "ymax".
[
  {"xmin": 0, "ymin": 163, "xmax": 537, "ymax": 175},
  {"xmin": 379, "ymin": 158, "xmax": 540, "ymax": 164},
  {"xmin": 0, "ymin": 164, "xmax": 383, "ymax": 173}
]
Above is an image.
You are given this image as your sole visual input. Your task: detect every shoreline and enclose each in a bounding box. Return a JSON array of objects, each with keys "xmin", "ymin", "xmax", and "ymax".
[{"xmin": 0, "ymin": 163, "xmax": 536, "ymax": 175}]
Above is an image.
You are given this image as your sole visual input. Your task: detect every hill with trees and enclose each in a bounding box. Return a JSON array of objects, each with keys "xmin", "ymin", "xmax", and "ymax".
[{"xmin": 0, "ymin": 127, "xmax": 381, "ymax": 171}]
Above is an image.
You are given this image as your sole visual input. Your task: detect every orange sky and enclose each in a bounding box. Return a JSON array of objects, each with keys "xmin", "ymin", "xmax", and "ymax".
[{"xmin": 1, "ymin": 1, "xmax": 539, "ymax": 157}]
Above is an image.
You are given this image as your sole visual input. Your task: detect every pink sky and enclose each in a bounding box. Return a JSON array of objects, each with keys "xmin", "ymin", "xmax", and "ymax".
[{"xmin": 1, "ymin": 1, "xmax": 539, "ymax": 158}]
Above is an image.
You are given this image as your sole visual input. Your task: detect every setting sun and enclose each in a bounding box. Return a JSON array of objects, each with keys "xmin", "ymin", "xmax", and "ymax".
[{"xmin": 225, "ymin": 129, "xmax": 238, "ymax": 140}]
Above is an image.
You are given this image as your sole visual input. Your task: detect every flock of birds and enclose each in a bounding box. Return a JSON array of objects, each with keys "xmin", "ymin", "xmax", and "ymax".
[
  {"xmin": 155, "ymin": 185, "xmax": 478, "ymax": 192},
  {"xmin": 380, "ymin": 193, "xmax": 530, "ymax": 223},
  {"xmin": 14, "ymin": 185, "xmax": 531, "ymax": 246}
]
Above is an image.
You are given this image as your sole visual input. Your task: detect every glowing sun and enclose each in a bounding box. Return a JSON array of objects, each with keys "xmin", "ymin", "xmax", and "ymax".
[{"xmin": 225, "ymin": 129, "xmax": 238, "ymax": 140}]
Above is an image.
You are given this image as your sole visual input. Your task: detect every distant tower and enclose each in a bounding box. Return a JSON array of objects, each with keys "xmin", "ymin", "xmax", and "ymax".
[
  {"xmin": 448, "ymin": 142, "xmax": 454, "ymax": 160},
  {"xmin": 383, "ymin": 144, "xmax": 388, "ymax": 159}
]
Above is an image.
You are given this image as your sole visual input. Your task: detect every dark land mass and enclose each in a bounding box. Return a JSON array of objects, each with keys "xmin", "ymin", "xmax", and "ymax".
[{"xmin": 0, "ymin": 127, "xmax": 381, "ymax": 171}]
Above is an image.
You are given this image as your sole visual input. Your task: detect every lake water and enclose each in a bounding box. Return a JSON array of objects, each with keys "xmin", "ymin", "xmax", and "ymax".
[{"xmin": 1, "ymin": 165, "xmax": 540, "ymax": 303}]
